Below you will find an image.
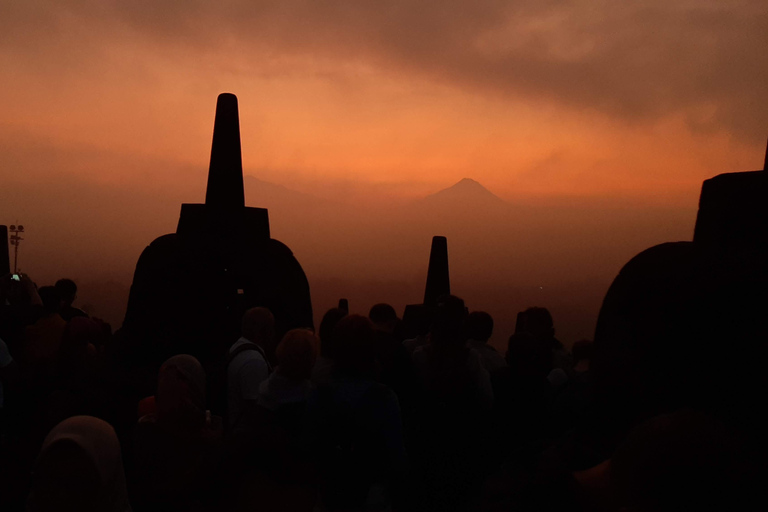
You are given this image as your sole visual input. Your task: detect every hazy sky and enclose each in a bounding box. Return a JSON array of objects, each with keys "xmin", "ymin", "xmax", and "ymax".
[
  {"xmin": 1, "ymin": 1, "xmax": 765, "ymax": 201},
  {"xmin": 1, "ymin": 1, "xmax": 767, "ymax": 342}
]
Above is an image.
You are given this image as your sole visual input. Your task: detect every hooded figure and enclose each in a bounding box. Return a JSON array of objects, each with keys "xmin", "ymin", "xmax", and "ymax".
[
  {"xmin": 28, "ymin": 415, "xmax": 131, "ymax": 512},
  {"xmin": 134, "ymin": 354, "xmax": 221, "ymax": 511},
  {"xmin": 155, "ymin": 354, "xmax": 209, "ymax": 431}
]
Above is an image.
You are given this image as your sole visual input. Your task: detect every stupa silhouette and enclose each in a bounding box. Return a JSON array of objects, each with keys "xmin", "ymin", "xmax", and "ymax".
[
  {"xmin": 121, "ymin": 93, "xmax": 313, "ymax": 364},
  {"xmin": 402, "ymin": 236, "xmax": 450, "ymax": 337},
  {"xmin": 590, "ymin": 138, "xmax": 768, "ymax": 454}
]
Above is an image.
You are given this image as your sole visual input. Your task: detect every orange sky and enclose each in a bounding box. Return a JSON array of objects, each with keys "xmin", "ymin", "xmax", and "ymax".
[
  {"xmin": 1, "ymin": 1, "xmax": 765, "ymax": 204},
  {"xmin": 1, "ymin": 2, "xmax": 768, "ymax": 342}
]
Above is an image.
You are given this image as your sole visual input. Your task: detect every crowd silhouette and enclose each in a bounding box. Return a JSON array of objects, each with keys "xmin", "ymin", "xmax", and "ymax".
[
  {"xmin": 2, "ymin": 269, "xmax": 765, "ymax": 511},
  {"xmin": 1, "ymin": 94, "xmax": 766, "ymax": 511}
]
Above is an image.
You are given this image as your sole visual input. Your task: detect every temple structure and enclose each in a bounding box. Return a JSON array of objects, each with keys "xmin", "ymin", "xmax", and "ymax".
[
  {"xmin": 402, "ymin": 236, "xmax": 450, "ymax": 337},
  {"xmin": 590, "ymin": 138, "xmax": 768, "ymax": 447},
  {"xmin": 423, "ymin": 236, "xmax": 450, "ymax": 306},
  {"xmin": 121, "ymin": 93, "xmax": 313, "ymax": 365},
  {"xmin": 693, "ymin": 138, "xmax": 768, "ymax": 262}
]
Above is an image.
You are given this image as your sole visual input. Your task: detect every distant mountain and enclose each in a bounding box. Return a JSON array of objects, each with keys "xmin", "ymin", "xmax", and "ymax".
[
  {"xmin": 243, "ymin": 175, "xmax": 327, "ymax": 210},
  {"xmin": 421, "ymin": 178, "xmax": 506, "ymax": 209}
]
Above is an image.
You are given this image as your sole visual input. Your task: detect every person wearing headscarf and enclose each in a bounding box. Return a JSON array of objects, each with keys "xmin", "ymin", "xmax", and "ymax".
[
  {"xmin": 133, "ymin": 355, "xmax": 221, "ymax": 511},
  {"xmin": 220, "ymin": 330, "xmax": 320, "ymax": 512},
  {"xmin": 258, "ymin": 329, "xmax": 317, "ymax": 416},
  {"xmin": 155, "ymin": 355, "xmax": 209, "ymax": 431},
  {"xmin": 27, "ymin": 415, "xmax": 131, "ymax": 512}
]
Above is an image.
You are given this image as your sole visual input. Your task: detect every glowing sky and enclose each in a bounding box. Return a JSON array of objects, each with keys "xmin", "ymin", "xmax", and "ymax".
[
  {"xmin": 2, "ymin": 1, "xmax": 766, "ymax": 342},
  {"xmin": 1, "ymin": 1, "xmax": 766, "ymax": 202}
]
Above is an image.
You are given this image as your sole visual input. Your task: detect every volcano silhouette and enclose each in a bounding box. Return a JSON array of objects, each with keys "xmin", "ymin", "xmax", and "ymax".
[
  {"xmin": 420, "ymin": 178, "xmax": 507, "ymax": 216},
  {"xmin": 425, "ymin": 178, "xmax": 503, "ymax": 202}
]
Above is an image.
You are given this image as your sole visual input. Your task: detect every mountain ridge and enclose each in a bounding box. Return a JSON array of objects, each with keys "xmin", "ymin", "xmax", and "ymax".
[
  {"xmin": 422, "ymin": 177, "xmax": 506, "ymax": 206},
  {"xmin": 243, "ymin": 174, "xmax": 506, "ymax": 212}
]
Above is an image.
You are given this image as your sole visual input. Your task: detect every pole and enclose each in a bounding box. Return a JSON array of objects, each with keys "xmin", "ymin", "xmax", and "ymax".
[{"xmin": 8, "ymin": 224, "xmax": 24, "ymax": 274}]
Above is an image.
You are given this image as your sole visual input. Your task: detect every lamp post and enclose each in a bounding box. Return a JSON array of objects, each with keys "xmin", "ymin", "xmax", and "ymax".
[{"xmin": 9, "ymin": 224, "xmax": 24, "ymax": 274}]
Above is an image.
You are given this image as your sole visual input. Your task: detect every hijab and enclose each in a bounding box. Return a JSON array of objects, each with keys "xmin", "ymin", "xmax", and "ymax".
[
  {"xmin": 156, "ymin": 354, "xmax": 207, "ymax": 431},
  {"xmin": 28, "ymin": 415, "xmax": 131, "ymax": 512}
]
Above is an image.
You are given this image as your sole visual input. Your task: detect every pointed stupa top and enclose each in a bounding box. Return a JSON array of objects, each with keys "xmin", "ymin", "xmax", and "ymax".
[
  {"xmin": 423, "ymin": 235, "xmax": 450, "ymax": 306},
  {"xmin": 763, "ymin": 137, "xmax": 767, "ymax": 171},
  {"xmin": 205, "ymin": 93, "xmax": 245, "ymax": 209}
]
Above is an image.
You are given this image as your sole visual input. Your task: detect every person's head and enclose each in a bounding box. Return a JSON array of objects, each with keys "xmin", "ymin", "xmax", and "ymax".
[
  {"xmin": 55, "ymin": 279, "xmax": 78, "ymax": 307},
  {"xmin": 430, "ymin": 295, "xmax": 468, "ymax": 349},
  {"xmin": 38, "ymin": 286, "xmax": 62, "ymax": 316},
  {"xmin": 276, "ymin": 329, "xmax": 318, "ymax": 381},
  {"xmin": 572, "ymin": 339, "xmax": 593, "ymax": 366},
  {"xmin": 318, "ymin": 307, "xmax": 347, "ymax": 358},
  {"xmin": 59, "ymin": 317, "xmax": 101, "ymax": 370},
  {"xmin": 466, "ymin": 311, "xmax": 493, "ymax": 342},
  {"xmin": 516, "ymin": 307, "xmax": 555, "ymax": 341},
  {"xmin": 332, "ymin": 314, "xmax": 376, "ymax": 377},
  {"xmin": 28, "ymin": 416, "xmax": 130, "ymax": 512},
  {"xmin": 506, "ymin": 332, "xmax": 553, "ymax": 376},
  {"xmin": 369, "ymin": 303, "xmax": 398, "ymax": 334},
  {"xmin": 402, "ymin": 304, "xmax": 431, "ymax": 338},
  {"xmin": 241, "ymin": 307, "xmax": 275, "ymax": 348},
  {"xmin": 156, "ymin": 354, "xmax": 207, "ymax": 430}
]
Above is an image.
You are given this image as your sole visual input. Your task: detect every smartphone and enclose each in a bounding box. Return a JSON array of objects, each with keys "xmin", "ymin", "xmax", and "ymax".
[{"xmin": 11, "ymin": 274, "xmax": 21, "ymax": 281}]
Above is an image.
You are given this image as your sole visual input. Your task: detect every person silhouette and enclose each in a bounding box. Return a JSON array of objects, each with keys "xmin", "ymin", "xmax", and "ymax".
[
  {"xmin": 311, "ymin": 307, "xmax": 347, "ymax": 385},
  {"xmin": 28, "ymin": 416, "xmax": 131, "ymax": 512},
  {"xmin": 369, "ymin": 303, "xmax": 413, "ymax": 403},
  {"xmin": 466, "ymin": 311, "xmax": 506, "ymax": 373},
  {"xmin": 134, "ymin": 355, "xmax": 222, "ymax": 511},
  {"xmin": 227, "ymin": 307, "xmax": 275, "ymax": 427},
  {"xmin": 305, "ymin": 315, "xmax": 407, "ymax": 511},
  {"xmin": 55, "ymin": 279, "xmax": 88, "ymax": 322}
]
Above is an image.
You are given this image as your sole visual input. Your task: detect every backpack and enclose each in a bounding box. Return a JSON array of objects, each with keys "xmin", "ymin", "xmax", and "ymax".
[{"xmin": 206, "ymin": 341, "xmax": 271, "ymax": 421}]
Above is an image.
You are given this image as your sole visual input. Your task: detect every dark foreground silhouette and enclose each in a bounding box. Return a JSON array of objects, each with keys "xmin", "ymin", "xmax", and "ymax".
[
  {"xmin": 122, "ymin": 93, "xmax": 313, "ymax": 371},
  {"xmin": 1, "ymin": 99, "xmax": 767, "ymax": 511}
]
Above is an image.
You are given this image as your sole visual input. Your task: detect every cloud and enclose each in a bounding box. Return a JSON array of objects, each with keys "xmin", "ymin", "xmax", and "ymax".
[{"xmin": 2, "ymin": 1, "xmax": 766, "ymax": 142}]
